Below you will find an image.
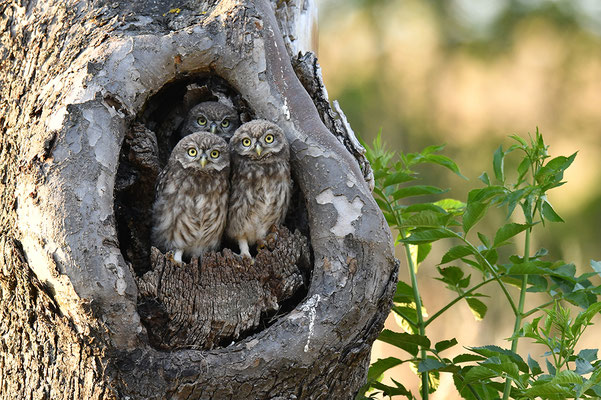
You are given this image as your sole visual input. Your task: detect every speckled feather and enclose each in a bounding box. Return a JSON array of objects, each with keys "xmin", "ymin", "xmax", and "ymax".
[
  {"xmin": 226, "ymin": 120, "xmax": 291, "ymax": 254},
  {"xmin": 179, "ymin": 101, "xmax": 240, "ymax": 142},
  {"xmin": 152, "ymin": 132, "xmax": 230, "ymax": 259}
]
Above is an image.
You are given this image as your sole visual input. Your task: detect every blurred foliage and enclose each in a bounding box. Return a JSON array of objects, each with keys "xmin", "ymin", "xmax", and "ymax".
[{"xmin": 317, "ymin": 0, "xmax": 601, "ymax": 271}]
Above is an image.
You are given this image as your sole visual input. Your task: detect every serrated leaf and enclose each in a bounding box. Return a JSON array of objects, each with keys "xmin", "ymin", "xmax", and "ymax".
[
  {"xmin": 528, "ymin": 354, "xmax": 543, "ymax": 375},
  {"xmin": 435, "ymin": 338, "xmax": 458, "ymax": 353},
  {"xmin": 377, "ymin": 330, "xmax": 429, "ymax": 357},
  {"xmin": 392, "ymin": 185, "xmax": 447, "ymax": 200},
  {"xmin": 367, "ymin": 357, "xmax": 404, "ymax": 381},
  {"xmin": 469, "ymin": 345, "xmax": 528, "ymax": 372},
  {"xmin": 551, "ymin": 370, "xmax": 583, "ymax": 385},
  {"xmin": 418, "ymin": 358, "xmax": 446, "ymax": 373},
  {"xmin": 466, "ymin": 298, "xmax": 487, "ymax": 320},
  {"xmin": 523, "ymin": 382, "xmax": 573, "ymax": 397},
  {"xmin": 370, "ymin": 380, "xmax": 412, "ymax": 397},
  {"xmin": 493, "ymin": 145, "xmax": 505, "ymax": 183},
  {"xmin": 493, "ymin": 223, "xmax": 530, "ymax": 247},
  {"xmin": 480, "ymin": 362, "xmax": 520, "ymax": 381},
  {"xmin": 463, "ymin": 201, "xmax": 489, "ymax": 233},
  {"xmin": 440, "ymin": 245, "xmax": 475, "ymax": 264},
  {"xmin": 575, "ymin": 358, "xmax": 594, "ymax": 375},
  {"xmin": 400, "ymin": 229, "xmax": 456, "ymax": 244},
  {"xmin": 378, "ymin": 329, "xmax": 431, "ymax": 348},
  {"xmin": 578, "ymin": 349, "xmax": 598, "ymax": 362},
  {"xmin": 541, "ymin": 200, "xmax": 564, "ymax": 222},
  {"xmin": 463, "ymin": 365, "xmax": 498, "ymax": 384}
]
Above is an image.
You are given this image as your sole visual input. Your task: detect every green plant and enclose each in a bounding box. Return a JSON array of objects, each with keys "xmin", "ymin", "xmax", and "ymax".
[{"xmin": 357, "ymin": 130, "xmax": 601, "ymax": 400}]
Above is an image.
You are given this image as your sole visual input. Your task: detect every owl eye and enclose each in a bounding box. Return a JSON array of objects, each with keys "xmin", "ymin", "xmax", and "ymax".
[
  {"xmin": 187, "ymin": 148, "xmax": 198, "ymax": 157},
  {"xmin": 242, "ymin": 138, "xmax": 252, "ymax": 147},
  {"xmin": 264, "ymin": 134, "xmax": 274, "ymax": 144},
  {"xmin": 221, "ymin": 119, "xmax": 230, "ymax": 128},
  {"xmin": 197, "ymin": 117, "xmax": 207, "ymax": 126},
  {"xmin": 210, "ymin": 150, "xmax": 220, "ymax": 159}
]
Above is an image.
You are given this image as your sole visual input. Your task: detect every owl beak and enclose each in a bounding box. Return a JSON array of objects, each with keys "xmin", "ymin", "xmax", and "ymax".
[
  {"xmin": 255, "ymin": 144, "xmax": 263, "ymax": 156},
  {"xmin": 200, "ymin": 156, "xmax": 207, "ymax": 168},
  {"xmin": 210, "ymin": 123, "xmax": 217, "ymax": 134}
]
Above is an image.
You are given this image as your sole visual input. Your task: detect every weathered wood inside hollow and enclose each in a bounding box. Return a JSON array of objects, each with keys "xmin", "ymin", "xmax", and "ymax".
[{"xmin": 136, "ymin": 226, "xmax": 311, "ymax": 350}]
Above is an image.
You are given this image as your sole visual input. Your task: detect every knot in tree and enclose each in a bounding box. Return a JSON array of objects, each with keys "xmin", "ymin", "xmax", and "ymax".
[{"xmin": 0, "ymin": 0, "xmax": 398, "ymax": 398}]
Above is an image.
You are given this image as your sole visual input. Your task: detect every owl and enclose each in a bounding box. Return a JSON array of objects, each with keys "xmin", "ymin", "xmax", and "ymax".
[
  {"xmin": 226, "ymin": 120, "xmax": 292, "ymax": 258},
  {"xmin": 152, "ymin": 132, "xmax": 230, "ymax": 263},
  {"xmin": 179, "ymin": 101, "xmax": 241, "ymax": 142}
]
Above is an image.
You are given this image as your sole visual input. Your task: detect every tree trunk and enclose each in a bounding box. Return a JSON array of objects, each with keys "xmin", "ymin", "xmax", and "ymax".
[{"xmin": 0, "ymin": 0, "xmax": 398, "ymax": 398}]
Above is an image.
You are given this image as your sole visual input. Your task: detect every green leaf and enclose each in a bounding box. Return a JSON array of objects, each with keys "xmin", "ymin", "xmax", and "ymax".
[
  {"xmin": 369, "ymin": 380, "xmax": 412, "ymax": 397},
  {"xmin": 493, "ymin": 223, "xmax": 530, "ymax": 247},
  {"xmin": 528, "ymin": 354, "xmax": 543, "ymax": 375},
  {"xmin": 480, "ymin": 361, "xmax": 520, "ymax": 382},
  {"xmin": 383, "ymin": 171, "xmax": 416, "ymax": 187},
  {"xmin": 523, "ymin": 383, "xmax": 573, "ymax": 397},
  {"xmin": 516, "ymin": 157, "xmax": 530, "ymax": 185},
  {"xmin": 440, "ymin": 245, "xmax": 475, "ymax": 264},
  {"xmin": 477, "ymin": 232, "xmax": 490, "ymax": 248},
  {"xmin": 377, "ymin": 330, "xmax": 430, "ymax": 357},
  {"xmin": 591, "ymin": 260, "xmax": 601, "ymax": 275},
  {"xmin": 453, "ymin": 353, "xmax": 486, "ymax": 363},
  {"xmin": 367, "ymin": 357, "xmax": 404, "ymax": 381},
  {"xmin": 400, "ymin": 229, "xmax": 456, "ymax": 244},
  {"xmin": 423, "ymin": 154, "xmax": 467, "ymax": 179},
  {"xmin": 469, "ymin": 346, "xmax": 529, "ymax": 372},
  {"xmin": 463, "ymin": 201, "xmax": 489, "ymax": 233},
  {"xmin": 551, "ymin": 370, "xmax": 583, "ymax": 385},
  {"xmin": 418, "ymin": 358, "xmax": 446, "ymax": 373},
  {"xmin": 493, "ymin": 145, "xmax": 505, "ymax": 183},
  {"xmin": 392, "ymin": 185, "xmax": 447, "ymax": 200},
  {"xmin": 393, "ymin": 281, "xmax": 414, "ymax": 304},
  {"xmin": 434, "ymin": 198, "xmax": 466, "ymax": 213},
  {"xmin": 417, "ymin": 243, "xmax": 432, "ymax": 264},
  {"xmin": 463, "ymin": 365, "xmax": 498, "ymax": 384},
  {"xmin": 479, "ymin": 172, "xmax": 490, "ymax": 185},
  {"xmin": 435, "ymin": 338, "xmax": 458, "ymax": 353},
  {"xmin": 510, "ymin": 134, "xmax": 528, "ymax": 147},
  {"xmin": 466, "ymin": 298, "xmax": 487, "ymax": 320},
  {"xmin": 541, "ymin": 200, "xmax": 564, "ymax": 222}
]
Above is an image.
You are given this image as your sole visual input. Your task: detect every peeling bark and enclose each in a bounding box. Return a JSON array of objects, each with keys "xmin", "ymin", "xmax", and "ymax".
[{"xmin": 0, "ymin": 0, "xmax": 397, "ymax": 398}]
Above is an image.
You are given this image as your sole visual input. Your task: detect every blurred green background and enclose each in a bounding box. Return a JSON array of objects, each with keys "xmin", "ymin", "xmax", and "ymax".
[{"xmin": 315, "ymin": 1, "xmax": 601, "ymax": 398}]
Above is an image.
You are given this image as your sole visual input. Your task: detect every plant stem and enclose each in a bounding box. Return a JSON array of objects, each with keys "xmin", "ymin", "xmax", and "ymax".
[
  {"xmin": 403, "ymin": 240, "xmax": 428, "ymax": 400},
  {"xmin": 502, "ymin": 227, "xmax": 531, "ymax": 400},
  {"xmin": 425, "ymin": 277, "xmax": 496, "ymax": 327},
  {"xmin": 522, "ymin": 300, "xmax": 555, "ymax": 319}
]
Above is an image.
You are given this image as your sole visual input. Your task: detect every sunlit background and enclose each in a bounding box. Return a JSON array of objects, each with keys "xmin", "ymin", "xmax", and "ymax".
[{"xmin": 315, "ymin": 0, "xmax": 601, "ymax": 398}]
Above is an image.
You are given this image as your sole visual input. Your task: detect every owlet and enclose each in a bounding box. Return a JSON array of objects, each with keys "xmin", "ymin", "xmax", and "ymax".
[
  {"xmin": 152, "ymin": 132, "xmax": 230, "ymax": 263},
  {"xmin": 180, "ymin": 101, "xmax": 240, "ymax": 142},
  {"xmin": 226, "ymin": 120, "xmax": 291, "ymax": 258}
]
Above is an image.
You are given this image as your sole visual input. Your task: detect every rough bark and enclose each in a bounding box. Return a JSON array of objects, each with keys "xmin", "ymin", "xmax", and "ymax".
[{"xmin": 0, "ymin": 0, "xmax": 398, "ymax": 398}]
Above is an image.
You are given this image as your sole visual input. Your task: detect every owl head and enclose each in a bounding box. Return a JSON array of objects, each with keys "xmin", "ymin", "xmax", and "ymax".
[
  {"xmin": 171, "ymin": 131, "xmax": 230, "ymax": 173},
  {"xmin": 230, "ymin": 120, "xmax": 289, "ymax": 163},
  {"xmin": 180, "ymin": 101, "xmax": 241, "ymax": 141}
]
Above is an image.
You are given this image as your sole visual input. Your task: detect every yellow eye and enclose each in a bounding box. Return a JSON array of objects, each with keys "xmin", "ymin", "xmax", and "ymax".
[
  {"xmin": 210, "ymin": 150, "xmax": 220, "ymax": 158},
  {"xmin": 242, "ymin": 138, "xmax": 252, "ymax": 147},
  {"xmin": 264, "ymin": 134, "xmax": 274, "ymax": 144},
  {"xmin": 221, "ymin": 119, "xmax": 230, "ymax": 128},
  {"xmin": 197, "ymin": 117, "xmax": 207, "ymax": 126},
  {"xmin": 187, "ymin": 148, "xmax": 197, "ymax": 157}
]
